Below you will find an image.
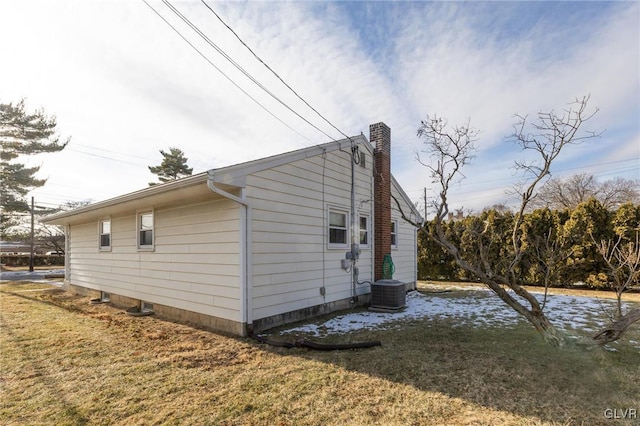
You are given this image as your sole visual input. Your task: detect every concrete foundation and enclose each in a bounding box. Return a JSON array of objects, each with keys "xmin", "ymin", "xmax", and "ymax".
[
  {"xmin": 66, "ymin": 282, "xmax": 246, "ymax": 336},
  {"xmin": 64, "ymin": 281, "xmax": 413, "ymax": 337},
  {"xmin": 250, "ymin": 293, "xmax": 371, "ymax": 334}
]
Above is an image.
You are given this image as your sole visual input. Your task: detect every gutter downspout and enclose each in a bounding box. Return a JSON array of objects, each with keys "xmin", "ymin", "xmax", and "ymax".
[
  {"xmin": 64, "ymin": 224, "xmax": 71, "ymax": 288},
  {"xmin": 207, "ymin": 171, "xmax": 251, "ymax": 336}
]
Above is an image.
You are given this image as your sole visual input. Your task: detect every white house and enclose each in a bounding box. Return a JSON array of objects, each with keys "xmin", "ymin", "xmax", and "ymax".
[{"xmin": 43, "ymin": 122, "xmax": 422, "ymax": 336}]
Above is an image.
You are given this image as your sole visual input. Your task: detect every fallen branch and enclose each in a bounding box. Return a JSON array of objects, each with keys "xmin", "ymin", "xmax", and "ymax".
[{"xmin": 593, "ymin": 308, "xmax": 640, "ymax": 345}]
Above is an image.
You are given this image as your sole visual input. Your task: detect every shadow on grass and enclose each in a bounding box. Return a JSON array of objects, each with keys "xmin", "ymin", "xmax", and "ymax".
[
  {"xmin": 5, "ymin": 284, "xmax": 639, "ymax": 424},
  {"xmin": 259, "ymin": 312, "xmax": 640, "ymax": 425},
  {"xmin": 0, "ymin": 288, "xmax": 91, "ymax": 425}
]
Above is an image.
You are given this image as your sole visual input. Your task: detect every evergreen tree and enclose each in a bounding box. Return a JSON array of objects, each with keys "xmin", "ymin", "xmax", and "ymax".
[
  {"xmin": 148, "ymin": 147, "xmax": 193, "ymax": 185},
  {"xmin": 0, "ymin": 99, "xmax": 69, "ymax": 237}
]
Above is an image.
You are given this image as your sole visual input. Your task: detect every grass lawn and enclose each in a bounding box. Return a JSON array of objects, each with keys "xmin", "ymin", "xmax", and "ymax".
[{"xmin": 1, "ymin": 280, "xmax": 639, "ymax": 425}]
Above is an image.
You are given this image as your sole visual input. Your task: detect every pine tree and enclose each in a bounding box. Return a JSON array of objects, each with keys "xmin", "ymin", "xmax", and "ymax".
[
  {"xmin": 148, "ymin": 147, "xmax": 193, "ymax": 185},
  {"xmin": 0, "ymin": 99, "xmax": 69, "ymax": 237}
]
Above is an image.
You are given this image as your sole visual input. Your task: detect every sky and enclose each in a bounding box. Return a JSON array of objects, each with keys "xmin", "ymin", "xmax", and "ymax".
[{"xmin": 1, "ymin": 0, "xmax": 638, "ymax": 216}]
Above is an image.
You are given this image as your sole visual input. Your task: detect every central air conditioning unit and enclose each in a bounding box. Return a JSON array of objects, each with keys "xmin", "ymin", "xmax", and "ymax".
[{"xmin": 370, "ymin": 279, "xmax": 406, "ymax": 311}]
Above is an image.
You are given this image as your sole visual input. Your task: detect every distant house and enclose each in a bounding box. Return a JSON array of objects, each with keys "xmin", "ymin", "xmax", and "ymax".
[
  {"xmin": 0, "ymin": 241, "xmax": 31, "ymax": 255},
  {"xmin": 42, "ymin": 122, "xmax": 422, "ymax": 336}
]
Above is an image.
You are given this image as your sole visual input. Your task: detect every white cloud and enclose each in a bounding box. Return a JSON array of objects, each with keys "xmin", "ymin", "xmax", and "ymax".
[{"xmin": 0, "ymin": 1, "xmax": 637, "ymax": 212}]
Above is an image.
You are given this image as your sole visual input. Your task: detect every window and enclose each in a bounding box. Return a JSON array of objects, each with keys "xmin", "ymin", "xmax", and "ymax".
[
  {"xmin": 138, "ymin": 212, "xmax": 154, "ymax": 248},
  {"xmin": 99, "ymin": 219, "xmax": 111, "ymax": 249},
  {"xmin": 328, "ymin": 208, "xmax": 348, "ymax": 247},
  {"xmin": 391, "ymin": 220, "xmax": 398, "ymax": 248},
  {"xmin": 359, "ymin": 216, "xmax": 369, "ymax": 247}
]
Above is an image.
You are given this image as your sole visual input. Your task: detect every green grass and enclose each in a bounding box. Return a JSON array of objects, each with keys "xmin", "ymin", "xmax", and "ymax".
[{"xmin": 1, "ymin": 281, "xmax": 639, "ymax": 425}]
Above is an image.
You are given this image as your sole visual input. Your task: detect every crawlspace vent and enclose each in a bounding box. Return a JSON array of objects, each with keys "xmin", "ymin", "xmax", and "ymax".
[{"xmin": 370, "ymin": 279, "xmax": 406, "ymax": 310}]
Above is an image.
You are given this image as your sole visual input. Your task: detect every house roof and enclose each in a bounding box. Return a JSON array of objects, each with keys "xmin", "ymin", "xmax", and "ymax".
[
  {"xmin": 209, "ymin": 134, "xmax": 369, "ymax": 186},
  {"xmin": 42, "ymin": 134, "xmax": 421, "ymax": 225}
]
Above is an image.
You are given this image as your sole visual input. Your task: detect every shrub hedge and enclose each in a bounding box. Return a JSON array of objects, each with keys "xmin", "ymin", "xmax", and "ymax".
[{"xmin": 0, "ymin": 255, "xmax": 64, "ymax": 267}]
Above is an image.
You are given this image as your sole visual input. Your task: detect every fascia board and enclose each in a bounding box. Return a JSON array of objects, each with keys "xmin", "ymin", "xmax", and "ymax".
[
  {"xmin": 41, "ymin": 172, "xmax": 210, "ymax": 225},
  {"xmin": 41, "ymin": 135, "xmax": 375, "ymax": 225}
]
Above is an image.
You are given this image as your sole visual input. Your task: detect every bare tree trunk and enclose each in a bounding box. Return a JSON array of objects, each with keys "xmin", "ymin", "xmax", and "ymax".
[
  {"xmin": 432, "ymin": 225, "xmax": 565, "ymax": 346},
  {"xmin": 593, "ymin": 308, "xmax": 640, "ymax": 345},
  {"xmin": 487, "ymin": 279, "xmax": 564, "ymax": 346},
  {"xmin": 527, "ymin": 310, "xmax": 564, "ymax": 346},
  {"xmin": 409, "ymin": 97, "xmax": 599, "ymax": 347},
  {"xmin": 478, "ymin": 276, "xmax": 564, "ymax": 346}
]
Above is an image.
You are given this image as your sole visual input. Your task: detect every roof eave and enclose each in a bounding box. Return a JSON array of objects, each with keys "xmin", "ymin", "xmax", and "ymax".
[
  {"xmin": 41, "ymin": 172, "xmax": 210, "ymax": 225},
  {"xmin": 208, "ymin": 135, "xmax": 370, "ymax": 186}
]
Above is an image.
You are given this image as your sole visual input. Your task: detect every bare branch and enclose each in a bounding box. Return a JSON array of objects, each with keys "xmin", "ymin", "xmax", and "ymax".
[
  {"xmin": 391, "ymin": 193, "xmax": 422, "ymax": 229},
  {"xmin": 593, "ymin": 308, "xmax": 640, "ymax": 345},
  {"xmin": 415, "ymin": 97, "xmax": 601, "ymax": 346},
  {"xmin": 508, "ymin": 95, "xmax": 600, "ymax": 273},
  {"xmin": 416, "ymin": 115, "xmax": 478, "ymax": 223}
]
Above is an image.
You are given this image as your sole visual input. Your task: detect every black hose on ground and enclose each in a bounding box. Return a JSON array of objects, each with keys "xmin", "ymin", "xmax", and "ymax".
[
  {"xmin": 252, "ymin": 334, "xmax": 381, "ymax": 351},
  {"xmin": 252, "ymin": 334, "xmax": 295, "ymax": 348},
  {"xmin": 297, "ymin": 339, "xmax": 381, "ymax": 350}
]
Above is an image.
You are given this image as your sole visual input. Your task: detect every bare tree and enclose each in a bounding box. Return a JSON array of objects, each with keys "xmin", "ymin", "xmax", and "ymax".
[
  {"xmin": 530, "ymin": 228, "xmax": 574, "ymax": 311},
  {"xmin": 37, "ymin": 224, "xmax": 65, "ymax": 254},
  {"xmin": 35, "ymin": 200, "xmax": 91, "ymax": 255},
  {"xmin": 532, "ymin": 173, "xmax": 639, "ymax": 210},
  {"xmin": 398, "ymin": 96, "xmax": 601, "ymax": 346},
  {"xmin": 594, "ymin": 233, "xmax": 640, "ymax": 318},
  {"xmin": 598, "ymin": 177, "xmax": 640, "ymax": 209}
]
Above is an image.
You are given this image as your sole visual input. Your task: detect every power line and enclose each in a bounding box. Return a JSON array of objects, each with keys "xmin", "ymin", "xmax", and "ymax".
[
  {"xmin": 162, "ymin": 0, "xmax": 339, "ymax": 142},
  {"xmin": 73, "ymin": 143, "xmax": 151, "ymax": 161},
  {"xmin": 199, "ymin": 0, "xmax": 353, "ymax": 142},
  {"xmin": 403, "ymin": 158, "xmax": 639, "ymax": 195},
  {"xmin": 66, "ymin": 148, "xmax": 146, "ymax": 166},
  {"xmin": 406, "ymin": 163, "xmax": 639, "ymax": 209},
  {"xmin": 141, "ymin": 0, "xmax": 318, "ymax": 146}
]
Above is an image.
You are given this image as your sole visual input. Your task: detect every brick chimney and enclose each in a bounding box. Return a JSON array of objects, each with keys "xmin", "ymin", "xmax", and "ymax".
[{"xmin": 371, "ymin": 122, "xmax": 391, "ymax": 281}]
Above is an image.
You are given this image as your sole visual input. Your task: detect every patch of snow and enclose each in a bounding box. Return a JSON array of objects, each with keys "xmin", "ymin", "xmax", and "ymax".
[
  {"xmin": 280, "ymin": 288, "xmax": 640, "ymax": 349},
  {"xmin": 37, "ymin": 280, "xmax": 64, "ymax": 287},
  {"xmin": 0, "ymin": 269, "xmax": 65, "ymax": 281}
]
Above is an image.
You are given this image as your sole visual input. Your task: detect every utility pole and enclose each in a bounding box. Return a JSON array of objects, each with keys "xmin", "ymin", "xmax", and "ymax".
[
  {"xmin": 29, "ymin": 196, "xmax": 35, "ymax": 272},
  {"xmin": 423, "ymin": 187, "xmax": 427, "ymax": 220}
]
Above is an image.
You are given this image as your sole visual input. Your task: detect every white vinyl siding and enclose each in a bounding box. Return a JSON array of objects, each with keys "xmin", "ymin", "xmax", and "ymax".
[
  {"xmin": 57, "ymin": 135, "xmax": 420, "ymax": 334},
  {"xmin": 248, "ymin": 145, "xmax": 374, "ymax": 320},
  {"xmin": 67, "ymin": 198, "xmax": 242, "ymax": 322},
  {"xmin": 390, "ymin": 183, "xmax": 418, "ymax": 288}
]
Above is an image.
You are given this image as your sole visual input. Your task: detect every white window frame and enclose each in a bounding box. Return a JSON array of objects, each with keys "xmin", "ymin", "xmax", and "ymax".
[
  {"xmin": 359, "ymin": 215, "xmax": 370, "ymax": 249},
  {"xmin": 137, "ymin": 210, "xmax": 154, "ymax": 251},
  {"xmin": 99, "ymin": 218, "xmax": 111, "ymax": 251},
  {"xmin": 328, "ymin": 206, "xmax": 349, "ymax": 249},
  {"xmin": 391, "ymin": 220, "xmax": 398, "ymax": 249}
]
